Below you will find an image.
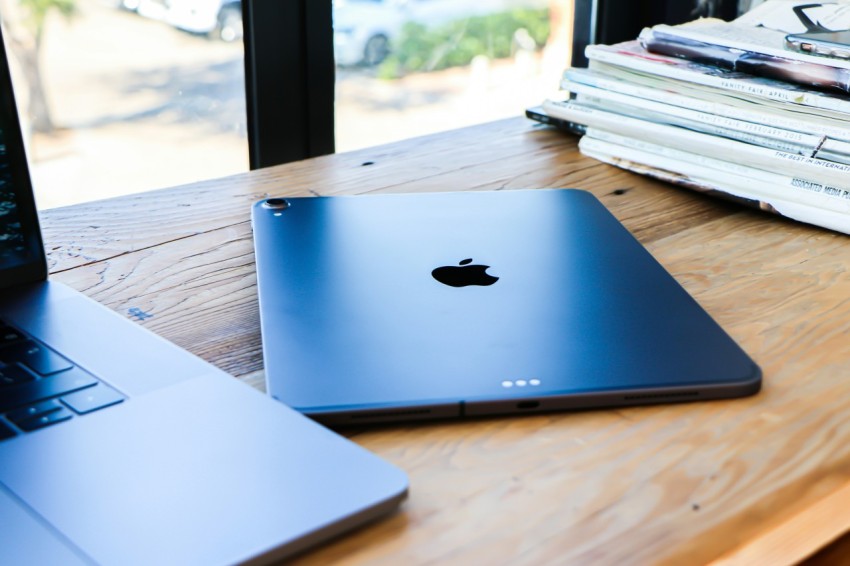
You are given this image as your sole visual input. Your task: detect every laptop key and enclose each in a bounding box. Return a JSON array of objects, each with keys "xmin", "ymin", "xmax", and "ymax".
[
  {"xmin": 16, "ymin": 407, "xmax": 74, "ymax": 432},
  {"xmin": 0, "ymin": 364, "xmax": 36, "ymax": 386},
  {"xmin": 0, "ymin": 367, "xmax": 98, "ymax": 413},
  {"xmin": 62, "ymin": 384, "xmax": 124, "ymax": 415},
  {"xmin": 7, "ymin": 399, "xmax": 64, "ymax": 425},
  {"xmin": 0, "ymin": 325, "xmax": 26, "ymax": 346},
  {"xmin": 0, "ymin": 419, "xmax": 15, "ymax": 441},
  {"xmin": 0, "ymin": 340, "xmax": 74, "ymax": 375}
]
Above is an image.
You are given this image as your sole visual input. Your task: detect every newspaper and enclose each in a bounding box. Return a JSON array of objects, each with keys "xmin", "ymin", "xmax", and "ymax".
[
  {"xmin": 579, "ymin": 129, "xmax": 850, "ymax": 215},
  {"xmin": 542, "ymin": 99, "xmax": 850, "ymax": 191},
  {"xmin": 562, "ymin": 77, "xmax": 850, "ymax": 163},
  {"xmin": 641, "ymin": 1, "xmax": 850, "ymax": 93},
  {"xmin": 580, "ymin": 136, "xmax": 850, "ymax": 234}
]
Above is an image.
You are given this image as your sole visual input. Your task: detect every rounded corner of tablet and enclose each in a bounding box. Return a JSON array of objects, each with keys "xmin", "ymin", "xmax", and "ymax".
[{"xmin": 739, "ymin": 362, "xmax": 763, "ymax": 396}]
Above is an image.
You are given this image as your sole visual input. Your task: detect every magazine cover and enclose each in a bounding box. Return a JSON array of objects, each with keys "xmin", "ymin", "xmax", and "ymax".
[
  {"xmin": 641, "ymin": 1, "xmax": 850, "ymax": 93},
  {"xmin": 586, "ymin": 40, "xmax": 850, "ymax": 116}
]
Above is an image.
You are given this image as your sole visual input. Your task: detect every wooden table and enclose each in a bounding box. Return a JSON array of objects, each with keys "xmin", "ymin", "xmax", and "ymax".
[{"xmin": 41, "ymin": 118, "xmax": 850, "ymax": 565}]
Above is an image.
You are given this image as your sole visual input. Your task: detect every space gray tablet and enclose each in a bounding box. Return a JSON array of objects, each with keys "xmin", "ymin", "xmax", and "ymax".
[{"xmin": 252, "ymin": 189, "xmax": 760, "ymax": 426}]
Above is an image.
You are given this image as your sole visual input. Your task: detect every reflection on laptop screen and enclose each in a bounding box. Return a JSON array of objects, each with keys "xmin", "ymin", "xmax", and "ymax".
[{"xmin": 0, "ymin": 127, "xmax": 27, "ymax": 271}]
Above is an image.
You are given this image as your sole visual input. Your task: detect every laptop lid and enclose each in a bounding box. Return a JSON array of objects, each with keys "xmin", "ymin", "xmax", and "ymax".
[
  {"xmin": 0, "ymin": 30, "xmax": 47, "ymax": 288},
  {"xmin": 252, "ymin": 189, "xmax": 761, "ymax": 425},
  {"xmin": 0, "ymin": 24, "xmax": 408, "ymax": 564}
]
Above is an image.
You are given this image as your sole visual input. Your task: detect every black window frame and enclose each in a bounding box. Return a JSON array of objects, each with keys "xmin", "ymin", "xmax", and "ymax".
[
  {"xmin": 574, "ymin": 0, "xmax": 739, "ymax": 66},
  {"xmin": 244, "ymin": 0, "xmax": 739, "ymax": 169},
  {"xmin": 243, "ymin": 0, "xmax": 335, "ymax": 170}
]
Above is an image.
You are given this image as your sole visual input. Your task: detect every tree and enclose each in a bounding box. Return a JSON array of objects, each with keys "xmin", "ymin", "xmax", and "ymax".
[{"xmin": 0, "ymin": 0, "xmax": 76, "ymax": 133}]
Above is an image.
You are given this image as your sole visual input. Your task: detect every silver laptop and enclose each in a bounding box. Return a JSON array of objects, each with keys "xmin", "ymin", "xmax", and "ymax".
[
  {"xmin": 252, "ymin": 190, "xmax": 761, "ymax": 426},
  {"xmin": 0, "ymin": 28, "xmax": 406, "ymax": 565}
]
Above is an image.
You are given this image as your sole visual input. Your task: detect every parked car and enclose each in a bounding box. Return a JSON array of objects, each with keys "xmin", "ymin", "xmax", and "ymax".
[
  {"xmin": 167, "ymin": 0, "xmax": 243, "ymax": 42},
  {"xmin": 120, "ymin": 0, "xmax": 243, "ymax": 42},
  {"xmin": 333, "ymin": 0, "xmax": 407, "ymax": 66}
]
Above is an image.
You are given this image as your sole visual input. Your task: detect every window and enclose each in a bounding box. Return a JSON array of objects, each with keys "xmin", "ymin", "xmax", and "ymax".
[
  {"xmin": 1, "ymin": 0, "xmax": 249, "ymax": 209},
  {"xmin": 332, "ymin": 0, "xmax": 571, "ymax": 152},
  {"xmin": 246, "ymin": 0, "xmax": 572, "ymax": 167},
  {"xmin": 2, "ymin": 0, "xmax": 748, "ymax": 207},
  {"xmin": 246, "ymin": 0, "xmax": 745, "ymax": 169}
]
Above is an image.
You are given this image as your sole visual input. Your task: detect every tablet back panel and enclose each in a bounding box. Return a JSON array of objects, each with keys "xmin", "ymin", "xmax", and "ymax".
[{"xmin": 252, "ymin": 189, "xmax": 760, "ymax": 425}]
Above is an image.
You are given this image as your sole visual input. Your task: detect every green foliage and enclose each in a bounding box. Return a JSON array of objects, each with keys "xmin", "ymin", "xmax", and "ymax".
[
  {"xmin": 19, "ymin": 0, "xmax": 77, "ymax": 37},
  {"xmin": 378, "ymin": 8, "xmax": 549, "ymax": 79}
]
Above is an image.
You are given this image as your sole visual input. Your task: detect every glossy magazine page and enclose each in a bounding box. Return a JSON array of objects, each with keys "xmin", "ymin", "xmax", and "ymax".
[
  {"xmin": 641, "ymin": 1, "xmax": 850, "ymax": 93},
  {"xmin": 586, "ymin": 41, "xmax": 850, "ymax": 116}
]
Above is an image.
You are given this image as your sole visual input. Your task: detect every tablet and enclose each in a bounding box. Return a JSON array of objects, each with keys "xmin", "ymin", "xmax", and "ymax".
[{"xmin": 252, "ymin": 189, "xmax": 760, "ymax": 425}]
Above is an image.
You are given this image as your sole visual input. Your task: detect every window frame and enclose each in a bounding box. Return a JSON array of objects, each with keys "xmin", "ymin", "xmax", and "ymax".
[
  {"xmin": 243, "ymin": 0, "xmax": 335, "ymax": 170},
  {"xmin": 243, "ymin": 1, "xmax": 737, "ymax": 169}
]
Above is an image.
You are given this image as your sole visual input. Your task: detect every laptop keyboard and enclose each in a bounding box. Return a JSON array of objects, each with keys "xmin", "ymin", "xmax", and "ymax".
[{"xmin": 0, "ymin": 319, "xmax": 125, "ymax": 442}]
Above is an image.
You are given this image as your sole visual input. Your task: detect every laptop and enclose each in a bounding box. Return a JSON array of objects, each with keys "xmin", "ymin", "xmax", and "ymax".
[
  {"xmin": 252, "ymin": 189, "xmax": 761, "ymax": 426},
  {"xmin": 0, "ymin": 29, "xmax": 406, "ymax": 566}
]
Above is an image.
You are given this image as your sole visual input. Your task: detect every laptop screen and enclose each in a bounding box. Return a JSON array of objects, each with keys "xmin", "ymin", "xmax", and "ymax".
[
  {"xmin": 0, "ymin": 29, "xmax": 47, "ymax": 288},
  {"xmin": 1, "ymin": 129, "xmax": 31, "ymax": 268}
]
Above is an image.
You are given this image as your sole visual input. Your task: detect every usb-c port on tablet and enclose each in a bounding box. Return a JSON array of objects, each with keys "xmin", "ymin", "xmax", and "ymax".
[{"xmin": 516, "ymin": 400, "xmax": 540, "ymax": 410}]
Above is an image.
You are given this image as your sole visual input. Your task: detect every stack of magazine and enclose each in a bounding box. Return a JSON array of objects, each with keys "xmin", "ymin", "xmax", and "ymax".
[{"xmin": 533, "ymin": 0, "xmax": 850, "ymax": 234}]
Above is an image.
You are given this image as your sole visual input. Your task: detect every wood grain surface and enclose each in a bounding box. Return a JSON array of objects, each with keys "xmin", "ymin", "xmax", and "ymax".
[{"xmin": 41, "ymin": 118, "xmax": 850, "ymax": 565}]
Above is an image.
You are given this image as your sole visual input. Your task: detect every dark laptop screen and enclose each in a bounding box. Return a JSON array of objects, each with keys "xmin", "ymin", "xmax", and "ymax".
[
  {"xmin": 0, "ymin": 129, "xmax": 30, "ymax": 270},
  {"xmin": 0, "ymin": 29, "xmax": 47, "ymax": 287}
]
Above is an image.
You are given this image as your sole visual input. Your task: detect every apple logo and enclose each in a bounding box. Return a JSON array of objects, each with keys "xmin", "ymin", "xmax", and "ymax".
[{"xmin": 431, "ymin": 258, "xmax": 499, "ymax": 288}]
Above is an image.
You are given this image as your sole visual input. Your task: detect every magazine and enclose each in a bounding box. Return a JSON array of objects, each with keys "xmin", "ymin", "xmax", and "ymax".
[
  {"xmin": 563, "ymin": 79, "xmax": 850, "ymax": 162},
  {"xmin": 580, "ymin": 137, "xmax": 850, "ymax": 234},
  {"xmin": 524, "ymin": 105, "xmax": 587, "ymax": 136},
  {"xmin": 572, "ymin": 92, "xmax": 830, "ymax": 157},
  {"xmin": 546, "ymin": 1, "xmax": 850, "ymax": 233},
  {"xmin": 641, "ymin": 1, "xmax": 850, "ymax": 94},
  {"xmin": 585, "ymin": 41, "xmax": 850, "ymax": 117},
  {"xmin": 579, "ymin": 142, "xmax": 770, "ymax": 212},
  {"xmin": 542, "ymin": 99, "xmax": 850, "ymax": 190},
  {"xmin": 563, "ymin": 67, "xmax": 850, "ymax": 143},
  {"xmin": 579, "ymin": 129, "xmax": 850, "ymax": 214}
]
